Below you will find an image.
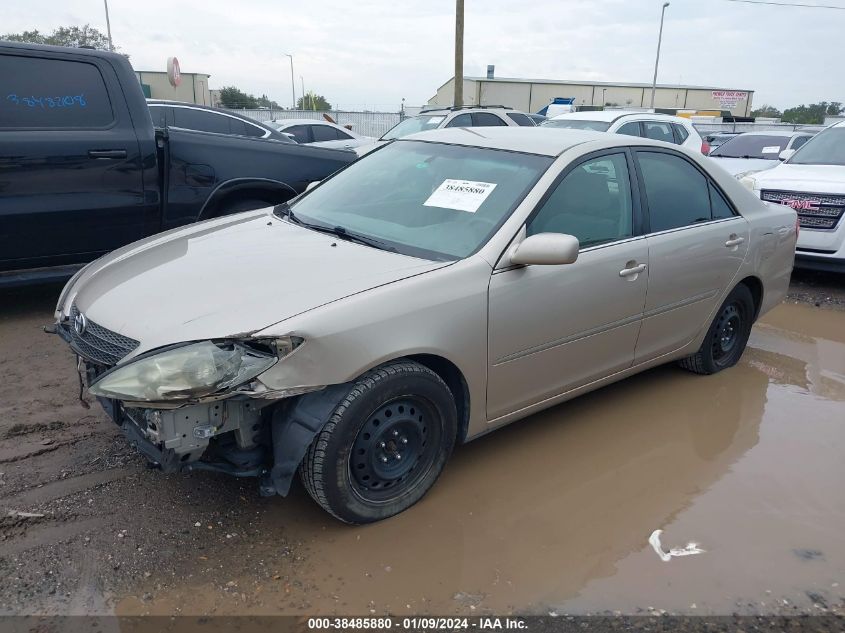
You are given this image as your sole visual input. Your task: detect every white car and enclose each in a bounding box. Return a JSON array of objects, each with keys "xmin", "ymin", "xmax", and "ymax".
[
  {"xmin": 741, "ymin": 121, "xmax": 845, "ymax": 272},
  {"xmin": 542, "ymin": 110, "xmax": 707, "ymax": 154},
  {"xmin": 356, "ymin": 106, "xmax": 534, "ymax": 156},
  {"xmin": 708, "ymin": 130, "xmax": 816, "ymax": 177},
  {"xmin": 265, "ymin": 119, "xmax": 375, "ymax": 150}
]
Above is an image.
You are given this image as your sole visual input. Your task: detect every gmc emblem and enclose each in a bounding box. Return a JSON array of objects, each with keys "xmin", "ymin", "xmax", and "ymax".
[{"xmin": 783, "ymin": 198, "xmax": 821, "ymax": 211}]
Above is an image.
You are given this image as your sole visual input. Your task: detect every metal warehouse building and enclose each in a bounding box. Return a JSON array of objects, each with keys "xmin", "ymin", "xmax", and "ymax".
[{"xmin": 429, "ymin": 76, "xmax": 754, "ymax": 117}]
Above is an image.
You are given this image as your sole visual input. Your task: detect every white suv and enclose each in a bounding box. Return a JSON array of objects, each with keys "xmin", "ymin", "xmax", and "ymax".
[
  {"xmin": 543, "ymin": 110, "xmax": 707, "ymax": 154},
  {"xmin": 741, "ymin": 121, "xmax": 845, "ymax": 272},
  {"xmin": 357, "ymin": 106, "xmax": 533, "ymax": 155}
]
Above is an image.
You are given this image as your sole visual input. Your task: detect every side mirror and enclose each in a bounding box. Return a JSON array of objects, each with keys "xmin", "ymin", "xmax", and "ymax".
[
  {"xmin": 779, "ymin": 149, "xmax": 796, "ymax": 161},
  {"xmin": 305, "ymin": 181, "xmax": 321, "ymax": 192},
  {"xmin": 509, "ymin": 233, "xmax": 580, "ymax": 266}
]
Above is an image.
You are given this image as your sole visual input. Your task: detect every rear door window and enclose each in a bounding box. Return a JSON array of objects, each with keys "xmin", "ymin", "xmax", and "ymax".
[
  {"xmin": 285, "ymin": 125, "xmax": 312, "ymax": 143},
  {"xmin": 0, "ymin": 54, "xmax": 114, "ymax": 128},
  {"xmin": 637, "ymin": 151, "xmax": 712, "ymax": 232},
  {"xmin": 242, "ymin": 122, "xmax": 267, "ymax": 137},
  {"xmin": 507, "ymin": 112, "xmax": 534, "ymax": 126},
  {"xmin": 617, "ymin": 121, "xmax": 642, "ymax": 137},
  {"xmin": 709, "ymin": 183, "xmax": 736, "ymax": 220},
  {"xmin": 148, "ymin": 105, "xmax": 167, "ymax": 128},
  {"xmin": 312, "ymin": 125, "xmax": 341, "ymax": 142},
  {"xmin": 472, "ymin": 112, "xmax": 508, "ymax": 126},
  {"xmin": 172, "ymin": 108, "xmax": 230, "ymax": 134},
  {"xmin": 445, "ymin": 113, "xmax": 473, "ymax": 128},
  {"xmin": 642, "ymin": 121, "xmax": 675, "ymax": 144}
]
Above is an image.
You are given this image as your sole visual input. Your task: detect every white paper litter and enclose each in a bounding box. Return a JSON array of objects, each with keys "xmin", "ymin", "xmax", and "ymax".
[
  {"xmin": 761, "ymin": 146, "xmax": 781, "ymax": 154},
  {"xmin": 648, "ymin": 529, "xmax": 705, "ymax": 562}
]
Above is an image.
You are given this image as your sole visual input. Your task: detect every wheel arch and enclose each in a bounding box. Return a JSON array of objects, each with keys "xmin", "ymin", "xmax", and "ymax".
[
  {"xmin": 198, "ymin": 178, "xmax": 298, "ymax": 219},
  {"xmin": 404, "ymin": 353, "xmax": 471, "ymax": 444},
  {"xmin": 737, "ymin": 275, "xmax": 764, "ymax": 321}
]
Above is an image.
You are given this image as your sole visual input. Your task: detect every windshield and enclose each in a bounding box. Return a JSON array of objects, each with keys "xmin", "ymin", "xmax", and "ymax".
[
  {"xmin": 381, "ymin": 115, "xmax": 447, "ymax": 140},
  {"xmin": 283, "ymin": 141, "xmax": 552, "ymax": 260},
  {"xmin": 541, "ymin": 119, "xmax": 611, "ymax": 132},
  {"xmin": 789, "ymin": 128, "xmax": 845, "ymax": 166},
  {"xmin": 710, "ymin": 134, "xmax": 789, "ymax": 159}
]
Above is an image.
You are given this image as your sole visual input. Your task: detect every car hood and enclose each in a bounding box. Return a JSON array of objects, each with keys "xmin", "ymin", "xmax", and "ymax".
[
  {"xmin": 67, "ymin": 209, "xmax": 448, "ymax": 358},
  {"xmin": 751, "ymin": 163, "xmax": 845, "ymax": 192},
  {"xmin": 709, "ymin": 156, "xmax": 778, "ymax": 176}
]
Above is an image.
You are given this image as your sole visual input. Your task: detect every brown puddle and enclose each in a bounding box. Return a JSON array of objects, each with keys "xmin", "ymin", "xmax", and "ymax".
[{"xmin": 116, "ymin": 303, "xmax": 845, "ymax": 616}]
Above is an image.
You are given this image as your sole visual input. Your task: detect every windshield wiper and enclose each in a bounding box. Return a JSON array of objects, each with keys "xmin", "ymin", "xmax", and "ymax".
[
  {"xmin": 324, "ymin": 225, "xmax": 399, "ymax": 253},
  {"xmin": 279, "ymin": 207, "xmax": 397, "ymax": 253}
]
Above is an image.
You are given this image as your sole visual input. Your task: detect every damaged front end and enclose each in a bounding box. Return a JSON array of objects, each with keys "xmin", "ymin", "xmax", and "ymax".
[{"xmin": 54, "ymin": 307, "xmax": 333, "ymax": 497}]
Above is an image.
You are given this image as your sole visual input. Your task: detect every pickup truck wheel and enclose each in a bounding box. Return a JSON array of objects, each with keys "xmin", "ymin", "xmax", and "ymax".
[
  {"xmin": 678, "ymin": 284, "xmax": 754, "ymax": 375},
  {"xmin": 299, "ymin": 360, "xmax": 457, "ymax": 524}
]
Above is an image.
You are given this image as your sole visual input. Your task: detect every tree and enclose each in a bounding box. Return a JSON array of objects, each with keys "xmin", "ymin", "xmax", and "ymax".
[
  {"xmin": 297, "ymin": 92, "xmax": 332, "ymax": 111},
  {"xmin": 750, "ymin": 104, "xmax": 782, "ymax": 119},
  {"xmin": 781, "ymin": 102, "xmax": 844, "ymax": 125},
  {"xmin": 2, "ymin": 24, "xmax": 117, "ymax": 52},
  {"xmin": 219, "ymin": 86, "xmax": 259, "ymax": 109},
  {"xmin": 257, "ymin": 94, "xmax": 281, "ymax": 109}
]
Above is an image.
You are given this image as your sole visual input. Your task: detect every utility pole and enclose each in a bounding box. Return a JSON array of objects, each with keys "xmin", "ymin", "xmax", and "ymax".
[
  {"xmin": 103, "ymin": 0, "xmax": 114, "ymax": 51},
  {"xmin": 649, "ymin": 2, "xmax": 670, "ymax": 110},
  {"xmin": 300, "ymin": 76, "xmax": 306, "ymax": 109},
  {"xmin": 454, "ymin": 0, "xmax": 464, "ymax": 107},
  {"xmin": 284, "ymin": 54, "xmax": 296, "ymax": 109}
]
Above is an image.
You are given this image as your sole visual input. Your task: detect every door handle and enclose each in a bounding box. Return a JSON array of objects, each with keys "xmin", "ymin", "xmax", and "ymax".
[
  {"xmin": 619, "ymin": 263, "xmax": 646, "ymax": 277},
  {"xmin": 88, "ymin": 149, "xmax": 127, "ymax": 159},
  {"xmin": 725, "ymin": 236, "xmax": 745, "ymax": 247}
]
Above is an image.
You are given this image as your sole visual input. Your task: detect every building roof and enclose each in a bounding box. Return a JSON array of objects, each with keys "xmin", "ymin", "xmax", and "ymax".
[
  {"xmin": 400, "ymin": 126, "xmax": 625, "ymax": 157},
  {"xmin": 438, "ymin": 75, "xmax": 754, "ymax": 93}
]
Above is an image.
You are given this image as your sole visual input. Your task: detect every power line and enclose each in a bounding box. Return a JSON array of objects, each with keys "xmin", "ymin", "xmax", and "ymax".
[{"xmin": 722, "ymin": 0, "xmax": 845, "ymax": 9}]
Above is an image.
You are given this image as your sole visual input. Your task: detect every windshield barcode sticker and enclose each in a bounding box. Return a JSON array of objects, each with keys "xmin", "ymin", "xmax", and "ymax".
[
  {"xmin": 761, "ymin": 146, "xmax": 781, "ymax": 154},
  {"xmin": 424, "ymin": 179, "xmax": 497, "ymax": 213}
]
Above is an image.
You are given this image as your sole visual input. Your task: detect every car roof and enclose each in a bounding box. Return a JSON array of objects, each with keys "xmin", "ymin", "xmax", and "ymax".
[
  {"xmin": 419, "ymin": 106, "xmax": 513, "ymax": 115},
  {"xmin": 550, "ymin": 110, "xmax": 695, "ymax": 125},
  {"xmin": 401, "ymin": 126, "xmax": 632, "ymax": 157},
  {"xmin": 269, "ymin": 118, "xmax": 337, "ymax": 126}
]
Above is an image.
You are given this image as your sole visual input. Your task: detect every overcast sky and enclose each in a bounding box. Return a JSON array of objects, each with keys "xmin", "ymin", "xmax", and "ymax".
[{"xmin": 4, "ymin": 0, "xmax": 844, "ymax": 111}]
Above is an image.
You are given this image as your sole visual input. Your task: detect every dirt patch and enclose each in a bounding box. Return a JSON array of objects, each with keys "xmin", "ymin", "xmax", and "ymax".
[
  {"xmin": 0, "ymin": 279, "xmax": 843, "ymax": 617},
  {"xmin": 787, "ymin": 269, "xmax": 845, "ymax": 310}
]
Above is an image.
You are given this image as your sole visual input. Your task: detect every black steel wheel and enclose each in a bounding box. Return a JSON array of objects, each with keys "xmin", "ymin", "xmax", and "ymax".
[
  {"xmin": 349, "ymin": 397, "xmax": 441, "ymax": 503},
  {"xmin": 678, "ymin": 283, "xmax": 755, "ymax": 375},
  {"xmin": 299, "ymin": 360, "xmax": 457, "ymax": 524}
]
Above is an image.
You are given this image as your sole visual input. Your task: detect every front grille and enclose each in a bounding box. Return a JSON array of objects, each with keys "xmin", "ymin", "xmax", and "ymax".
[
  {"xmin": 761, "ymin": 189, "xmax": 845, "ymax": 231},
  {"xmin": 66, "ymin": 303, "xmax": 139, "ymax": 366}
]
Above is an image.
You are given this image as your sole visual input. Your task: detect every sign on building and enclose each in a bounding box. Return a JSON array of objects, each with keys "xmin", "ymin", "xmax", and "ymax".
[{"xmin": 711, "ymin": 90, "xmax": 747, "ymax": 109}]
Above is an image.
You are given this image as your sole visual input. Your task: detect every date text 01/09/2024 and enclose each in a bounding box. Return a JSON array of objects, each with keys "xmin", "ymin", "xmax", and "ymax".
[{"xmin": 307, "ymin": 617, "xmax": 528, "ymax": 630}]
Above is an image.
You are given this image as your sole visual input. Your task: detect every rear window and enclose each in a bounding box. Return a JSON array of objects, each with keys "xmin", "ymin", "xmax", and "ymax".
[
  {"xmin": 710, "ymin": 135, "xmax": 789, "ymax": 159},
  {"xmin": 0, "ymin": 54, "xmax": 114, "ymax": 128}
]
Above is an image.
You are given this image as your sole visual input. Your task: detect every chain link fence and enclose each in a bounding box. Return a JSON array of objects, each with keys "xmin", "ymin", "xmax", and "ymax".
[{"xmin": 228, "ymin": 108, "xmax": 403, "ymax": 139}]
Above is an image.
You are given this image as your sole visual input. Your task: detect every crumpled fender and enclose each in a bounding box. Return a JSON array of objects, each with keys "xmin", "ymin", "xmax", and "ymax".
[{"xmin": 259, "ymin": 383, "xmax": 351, "ymax": 497}]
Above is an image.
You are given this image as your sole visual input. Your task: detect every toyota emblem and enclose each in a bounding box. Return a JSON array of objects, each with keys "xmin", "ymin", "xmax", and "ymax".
[{"xmin": 74, "ymin": 312, "xmax": 88, "ymax": 336}]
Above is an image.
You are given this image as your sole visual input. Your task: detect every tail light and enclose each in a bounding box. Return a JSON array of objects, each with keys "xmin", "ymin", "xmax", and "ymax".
[{"xmin": 701, "ymin": 141, "xmax": 711, "ymax": 155}]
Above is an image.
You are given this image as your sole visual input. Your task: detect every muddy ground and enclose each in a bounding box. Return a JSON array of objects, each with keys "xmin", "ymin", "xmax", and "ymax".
[{"xmin": 0, "ymin": 271, "xmax": 843, "ymax": 618}]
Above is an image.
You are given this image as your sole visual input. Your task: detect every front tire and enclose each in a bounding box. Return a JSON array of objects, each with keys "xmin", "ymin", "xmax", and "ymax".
[
  {"xmin": 300, "ymin": 360, "xmax": 457, "ymax": 524},
  {"xmin": 678, "ymin": 284, "xmax": 755, "ymax": 375}
]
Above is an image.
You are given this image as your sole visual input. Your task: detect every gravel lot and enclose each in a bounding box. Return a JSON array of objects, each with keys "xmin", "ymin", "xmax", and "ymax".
[{"xmin": 0, "ymin": 270, "xmax": 843, "ymax": 620}]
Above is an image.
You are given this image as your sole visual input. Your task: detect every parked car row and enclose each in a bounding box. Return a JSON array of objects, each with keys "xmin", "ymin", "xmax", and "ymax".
[{"xmin": 0, "ymin": 42, "xmax": 356, "ymax": 287}]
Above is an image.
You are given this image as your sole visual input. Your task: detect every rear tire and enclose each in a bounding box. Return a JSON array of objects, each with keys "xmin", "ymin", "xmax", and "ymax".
[
  {"xmin": 678, "ymin": 284, "xmax": 754, "ymax": 375},
  {"xmin": 300, "ymin": 360, "xmax": 457, "ymax": 524}
]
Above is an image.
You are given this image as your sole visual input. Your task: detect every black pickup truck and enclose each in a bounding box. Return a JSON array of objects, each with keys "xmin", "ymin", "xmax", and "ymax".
[{"xmin": 0, "ymin": 42, "xmax": 356, "ymax": 286}]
